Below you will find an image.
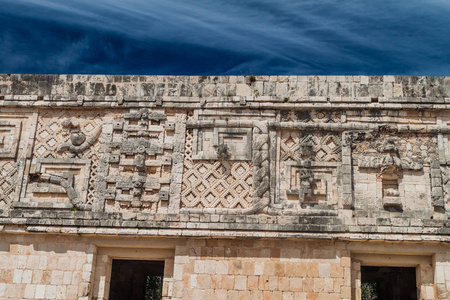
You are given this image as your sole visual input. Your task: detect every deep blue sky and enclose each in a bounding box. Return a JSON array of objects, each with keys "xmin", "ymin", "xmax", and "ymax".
[{"xmin": 1, "ymin": 0, "xmax": 449, "ymax": 75}]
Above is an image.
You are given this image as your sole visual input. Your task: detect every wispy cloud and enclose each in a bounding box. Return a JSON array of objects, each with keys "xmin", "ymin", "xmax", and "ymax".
[{"xmin": 0, "ymin": 0, "xmax": 449, "ymax": 75}]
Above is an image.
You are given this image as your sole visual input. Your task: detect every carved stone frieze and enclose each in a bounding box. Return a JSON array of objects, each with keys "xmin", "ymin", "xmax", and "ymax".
[
  {"xmin": 1, "ymin": 94, "xmax": 448, "ymax": 218},
  {"xmin": 1, "ymin": 75, "xmax": 450, "ymax": 240},
  {"xmin": 182, "ymin": 122, "xmax": 255, "ymax": 210},
  {"xmin": 34, "ymin": 110, "xmax": 106, "ymax": 159},
  {"xmin": 0, "ymin": 111, "xmax": 37, "ymax": 214},
  {"xmin": 280, "ymin": 110, "xmax": 341, "ymax": 123},
  {"xmin": 276, "ymin": 130, "xmax": 341, "ymax": 211},
  {"xmin": 23, "ymin": 158, "xmax": 91, "ymax": 210},
  {"xmin": 353, "ymin": 132, "xmax": 437, "ymax": 211},
  {"xmin": 99, "ymin": 108, "xmax": 174, "ymax": 212},
  {"xmin": 0, "ymin": 160, "xmax": 18, "ymax": 210},
  {"xmin": 57, "ymin": 117, "xmax": 102, "ymax": 155}
]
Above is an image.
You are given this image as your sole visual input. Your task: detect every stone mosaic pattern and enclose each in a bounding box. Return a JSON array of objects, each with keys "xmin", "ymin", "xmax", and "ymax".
[
  {"xmin": 0, "ymin": 74, "xmax": 449, "ymax": 231},
  {"xmin": 0, "ymin": 160, "xmax": 18, "ymax": 209},
  {"xmin": 181, "ymin": 160, "xmax": 253, "ymax": 209},
  {"xmin": 98, "ymin": 108, "xmax": 174, "ymax": 213},
  {"xmin": 34, "ymin": 110, "xmax": 104, "ymax": 159},
  {"xmin": 280, "ymin": 131, "xmax": 341, "ymax": 163}
]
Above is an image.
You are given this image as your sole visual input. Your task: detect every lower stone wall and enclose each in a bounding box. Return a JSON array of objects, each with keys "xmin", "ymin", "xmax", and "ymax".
[
  {"xmin": 0, "ymin": 234, "xmax": 95, "ymax": 299},
  {"xmin": 172, "ymin": 239, "xmax": 348, "ymax": 300},
  {"xmin": 0, "ymin": 232, "xmax": 450, "ymax": 299}
]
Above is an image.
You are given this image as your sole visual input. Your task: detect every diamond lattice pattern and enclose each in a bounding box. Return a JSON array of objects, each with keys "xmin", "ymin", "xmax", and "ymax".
[
  {"xmin": 181, "ymin": 160, "xmax": 253, "ymax": 209},
  {"xmin": 34, "ymin": 110, "xmax": 103, "ymax": 159},
  {"xmin": 0, "ymin": 160, "xmax": 18, "ymax": 208},
  {"xmin": 280, "ymin": 131, "xmax": 341, "ymax": 162}
]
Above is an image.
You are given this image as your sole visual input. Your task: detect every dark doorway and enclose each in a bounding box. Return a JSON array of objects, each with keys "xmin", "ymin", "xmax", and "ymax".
[
  {"xmin": 361, "ymin": 266, "xmax": 417, "ymax": 300},
  {"xmin": 109, "ymin": 259, "xmax": 165, "ymax": 300}
]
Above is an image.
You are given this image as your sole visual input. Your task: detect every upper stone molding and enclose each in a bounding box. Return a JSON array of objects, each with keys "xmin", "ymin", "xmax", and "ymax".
[{"xmin": 0, "ymin": 74, "xmax": 449, "ymax": 108}]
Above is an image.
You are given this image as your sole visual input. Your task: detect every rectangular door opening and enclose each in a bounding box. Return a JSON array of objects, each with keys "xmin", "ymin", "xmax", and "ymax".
[
  {"xmin": 361, "ymin": 266, "xmax": 417, "ymax": 300},
  {"xmin": 109, "ymin": 259, "xmax": 164, "ymax": 300}
]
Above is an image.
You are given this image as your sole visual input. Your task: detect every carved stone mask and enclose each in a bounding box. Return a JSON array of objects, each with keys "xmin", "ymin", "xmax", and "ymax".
[{"xmin": 70, "ymin": 130, "xmax": 86, "ymax": 146}]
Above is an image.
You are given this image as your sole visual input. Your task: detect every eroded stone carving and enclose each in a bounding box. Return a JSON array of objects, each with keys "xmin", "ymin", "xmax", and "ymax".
[
  {"xmin": 251, "ymin": 122, "xmax": 270, "ymax": 213},
  {"xmin": 182, "ymin": 125, "xmax": 254, "ymax": 209},
  {"xmin": 100, "ymin": 108, "xmax": 173, "ymax": 212},
  {"xmin": 57, "ymin": 117, "xmax": 102, "ymax": 155},
  {"xmin": 293, "ymin": 142, "xmax": 314, "ymax": 202},
  {"xmin": 280, "ymin": 110, "xmax": 341, "ymax": 123},
  {"xmin": 0, "ymin": 120, "xmax": 21, "ymax": 158},
  {"xmin": 441, "ymin": 166, "xmax": 450, "ymax": 205},
  {"xmin": 193, "ymin": 127, "xmax": 253, "ymax": 160},
  {"xmin": 30, "ymin": 173, "xmax": 83, "ymax": 208},
  {"xmin": 0, "ymin": 161, "xmax": 18, "ymax": 209},
  {"xmin": 25, "ymin": 158, "xmax": 91, "ymax": 210},
  {"xmin": 358, "ymin": 139, "xmax": 423, "ymax": 172},
  {"xmin": 278, "ymin": 130, "xmax": 341, "ymax": 210},
  {"xmin": 354, "ymin": 134, "xmax": 435, "ymax": 211}
]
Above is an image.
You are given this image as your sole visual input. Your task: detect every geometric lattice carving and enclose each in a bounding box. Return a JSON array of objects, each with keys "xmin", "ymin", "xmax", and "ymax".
[
  {"xmin": 277, "ymin": 130, "xmax": 340, "ymax": 208},
  {"xmin": 185, "ymin": 129, "xmax": 194, "ymax": 161},
  {"xmin": 441, "ymin": 167, "xmax": 450, "ymax": 205},
  {"xmin": 102, "ymin": 109, "xmax": 173, "ymax": 212},
  {"xmin": 25, "ymin": 158, "xmax": 91, "ymax": 209},
  {"xmin": 0, "ymin": 160, "xmax": 18, "ymax": 209},
  {"xmin": 34, "ymin": 110, "xmax": 104, "ymax": 159},
  {"xmin": 86, "ymin": 160, "xmax": 98, "ymax": 205},
  {"xmin": 0, "ymin": 120, "xmax": 21, "ymax": 158},
  {"xmin": 280, "ymin": 131, "xmax": 341, "ymax": 162},
  {"xmin": 181, "ymin": 160, "xmax": 253, "ymax": 209},
  {"xmin": 193, "ymin": 127, "xmax": 252, "ymax": 160}
]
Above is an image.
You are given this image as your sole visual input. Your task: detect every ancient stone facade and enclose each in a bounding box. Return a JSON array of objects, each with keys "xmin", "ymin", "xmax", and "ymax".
[{"xmin": 0, "ymin": 74, "xmax": 450, "ymax": 299}]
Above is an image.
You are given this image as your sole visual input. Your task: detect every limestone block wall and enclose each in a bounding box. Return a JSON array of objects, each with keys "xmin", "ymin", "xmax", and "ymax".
[
  {"xmin": 1, "ymin": 232, "xmax": 449, "ymax": 300},
  {"xmin": 171, "ymin": 239, "xmax": 349, "ymax": 300},
  {"xmin": 0, "ymin": 234, "xmax": 95, "ymax": 299}
]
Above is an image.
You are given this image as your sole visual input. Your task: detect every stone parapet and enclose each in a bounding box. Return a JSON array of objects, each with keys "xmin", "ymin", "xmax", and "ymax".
[{"xmin": 0, "ymin": 74, "xmax": 449, "ymax": 108}]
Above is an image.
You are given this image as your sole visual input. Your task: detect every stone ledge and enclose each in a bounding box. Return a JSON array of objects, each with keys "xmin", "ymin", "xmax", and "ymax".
[
  {"xmin": 1, "ymin": 74, "xmax": 449, "ymax": 108},
  {"xmin": 1, "ymin": 211, "xmax": 448, "ymax": 236},
  {"xmin": 2, "ymin": 225, "xmax": 450, "ymax": 243}
]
